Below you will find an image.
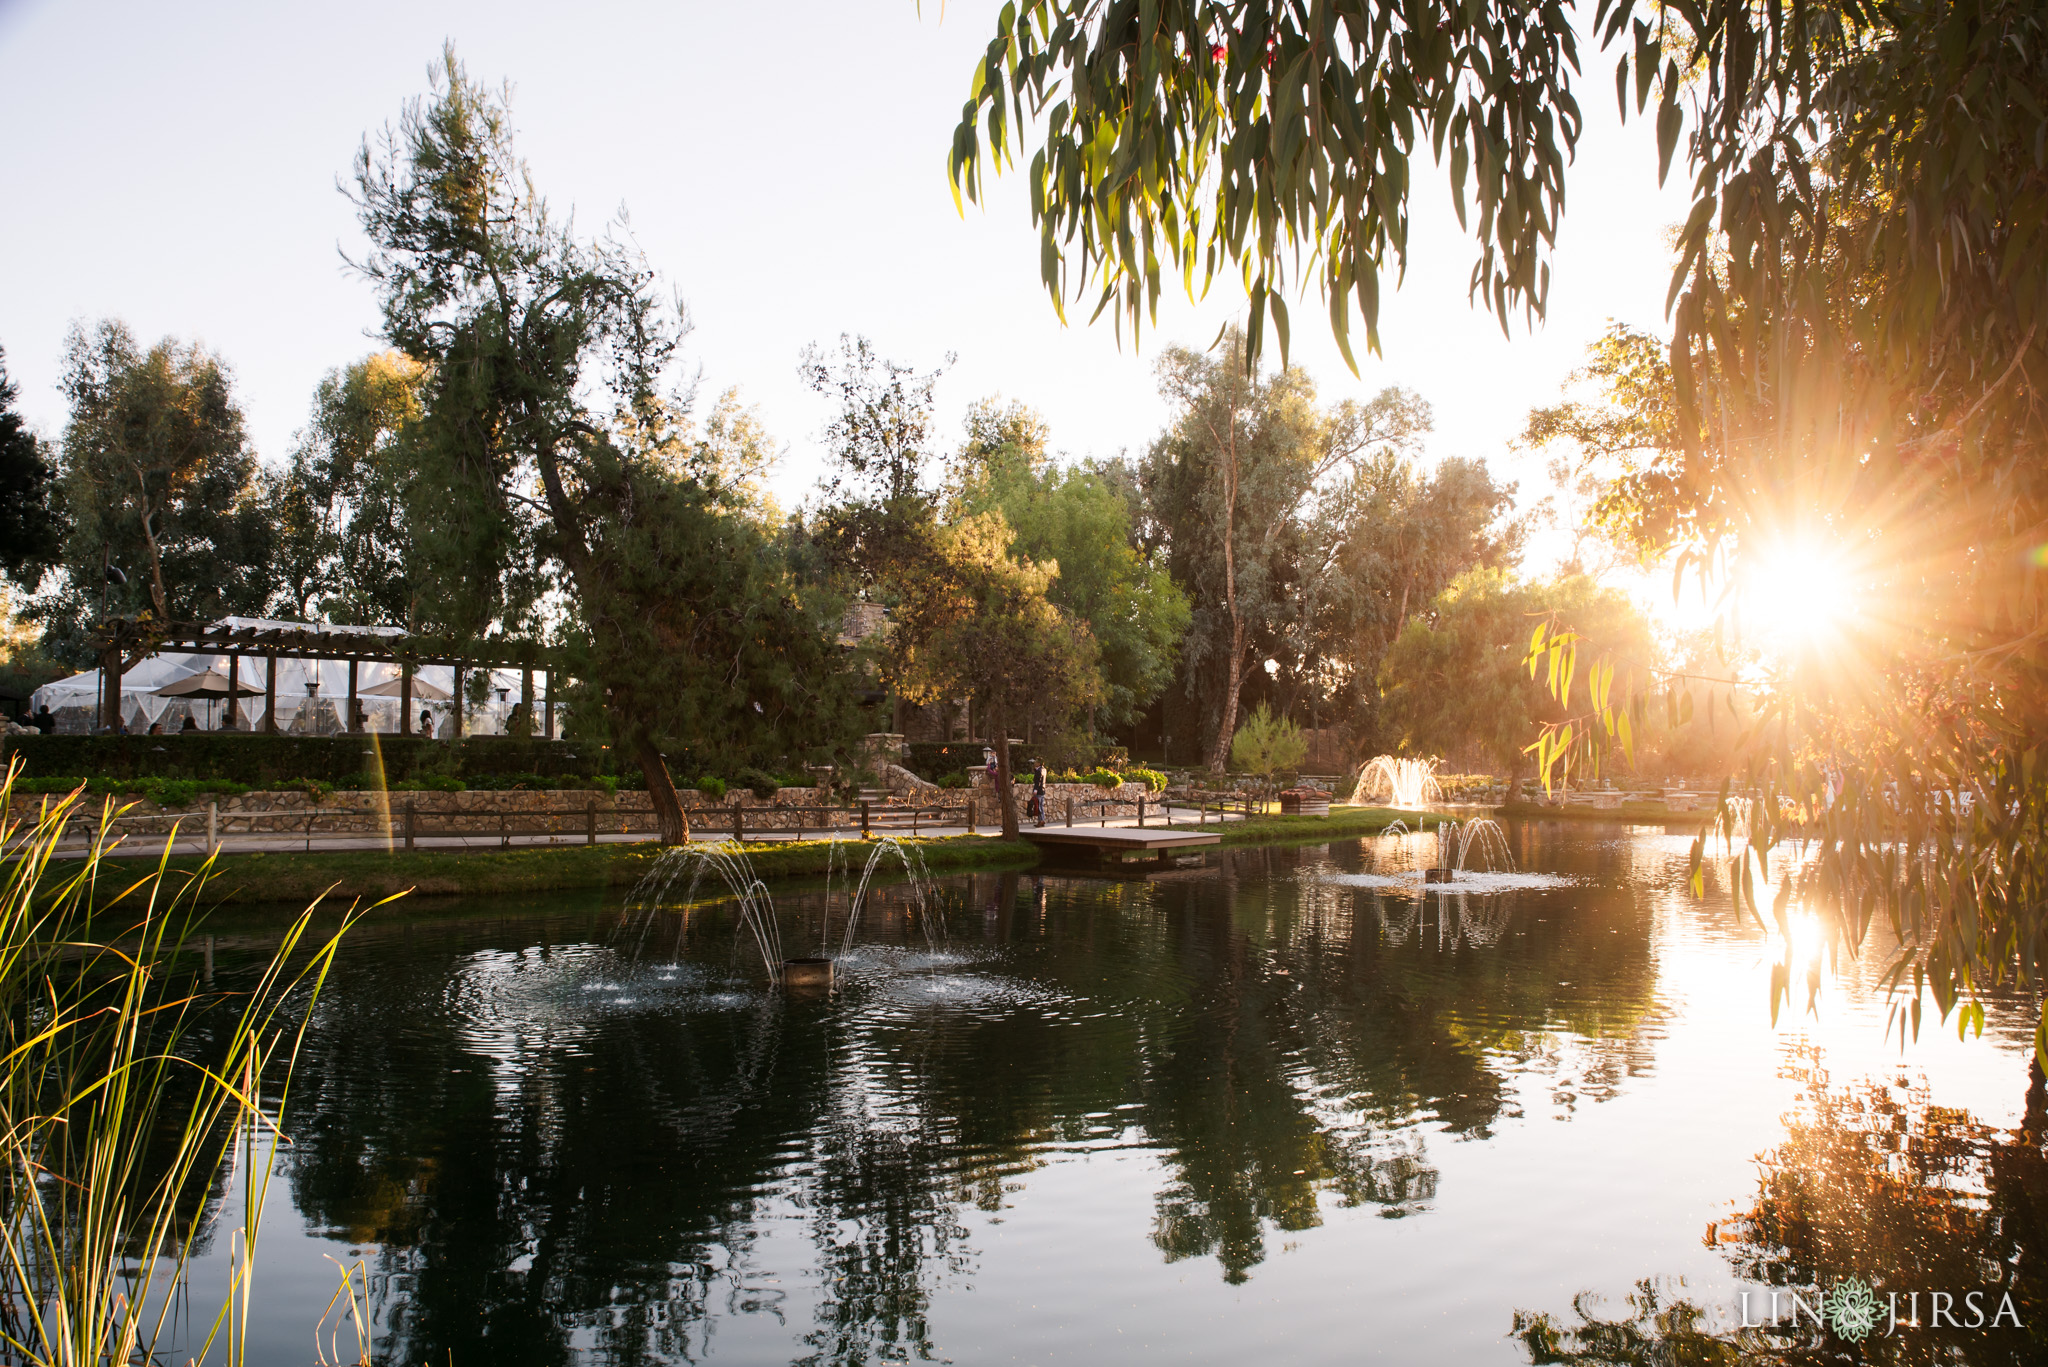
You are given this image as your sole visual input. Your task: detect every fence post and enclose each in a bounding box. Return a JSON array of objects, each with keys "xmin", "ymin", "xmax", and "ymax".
[
  {"xmin": 1065, "ymin": 796, "xmax": 1073, "ymax": 827},
  {"xmin": 967, "ymin": 797, "xmax": 976, "ymax": 834},
  {"xmin": 860, "ymin": 800, "xmax": 870, "ymax": 839},
  {"xmin": 733, "ymin": 802, "xmax": 744, "ymax": 843},
  {"xmin": 206, "ymin": 800, "xmax": 217, "ymax": 856},
  {"xmin": 586, "ymin": 798, "xmax": 596, "ymax": 846},
  {"xmin": 404, "ymin": 801, "xmax": 416, "ymax": 851},
  {"xmin": 1138, "ymin": 795, "xmax": 1145, "ymax": 828}
]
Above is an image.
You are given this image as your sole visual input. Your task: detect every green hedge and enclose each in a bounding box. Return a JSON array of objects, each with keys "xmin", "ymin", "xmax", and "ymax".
[{"xmin": 0, "ymin": 734, "xmax": 624, "ymax": 787}]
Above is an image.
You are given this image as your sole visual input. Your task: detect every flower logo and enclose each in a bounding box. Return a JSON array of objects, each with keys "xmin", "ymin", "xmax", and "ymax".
[{"xmin": 1829, "ymin": 1277, "xmax": 1881, "ymax": 1341}]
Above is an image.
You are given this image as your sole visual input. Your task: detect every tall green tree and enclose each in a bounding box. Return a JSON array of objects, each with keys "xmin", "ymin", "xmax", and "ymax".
[
  {"xmin": 800, "ymin": 334, "xmax": 950, "ymax": 595},
  {"xmin": 1379, "ymin": 569, "xmax": 1654, "ymax": 790},
  {"xmin": 1144, "ymin": 329, "xmax": 1429, "ymax": 771},
  {"xmin": 268, "ymin": 350, "xmax": 430, "ymax": 627},
  {"xmin": 948, "ymin": 397, "xmax": 1190, "ymax": 731},
  {"xmin": 0, "ymin": 347, "xmax": 66, "ymax": 593},
  {"xmin": 39, "ymin": 320, "xmax": 273, "ymax": 663},
  {"xmin": 1300, "ymin": 451, "xmax": 1520, "ymax": 754},
  {"xmin": 893, "ymin": 512, "xmax": 1103, "ymax": 837},
  {"xmin": 350, "ymin": 48, "xmax": 852, "ymax": 840}
]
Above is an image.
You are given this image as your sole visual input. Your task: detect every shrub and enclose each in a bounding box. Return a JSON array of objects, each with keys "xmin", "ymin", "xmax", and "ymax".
[
  {"xmin": 1126, "ymin": 767, "xmax": 1167, "ymax": 793},
  {"xmin": 937, "ymin": 771, "xmax": 965, "ymax": 789},
  {"xmin": 149, "ymin": 779, "xmax": 204, "ymax": 809},
  {"xmin": 1083, "ymin": 768, "xmax": 1123, "ymax": 790},
  {"xmin": 695, "ymin": 776, "xmax": 727, "ymax": 800},
  {"xmin": 0, "ymin": 733, "xmax": 627, "ymax": 787},
  {"xmin": 10, "ymin": 776, "xmax": 251, "ymax": 806},
  {"xmin": 737, "ymin": 767, "xmax": 779, "ymax": 800},
  {"xmin": 389, "ymin": 775, "xmax": 466, "ymax": 793}
]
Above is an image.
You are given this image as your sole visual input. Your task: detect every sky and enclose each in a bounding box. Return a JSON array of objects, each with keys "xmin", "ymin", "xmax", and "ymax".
[{"xmin": 0, "ymin": 0, "xmax": 1694, "ymax": 564}]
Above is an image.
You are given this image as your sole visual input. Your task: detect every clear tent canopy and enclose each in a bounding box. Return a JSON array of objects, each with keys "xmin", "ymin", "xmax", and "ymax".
[{"xmin": 30, "ymin": 618, "xmax": 550, "ymax": 736}]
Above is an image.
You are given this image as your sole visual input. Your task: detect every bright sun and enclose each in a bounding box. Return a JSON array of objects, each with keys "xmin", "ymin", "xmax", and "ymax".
[{"xmin": 1736, "ymin": 537, "xmax": 1861, "ymax": 654}]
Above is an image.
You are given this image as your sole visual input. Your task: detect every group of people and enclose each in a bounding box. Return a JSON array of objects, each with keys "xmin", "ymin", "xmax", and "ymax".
[{"xmin": 981, "ymin": 750, "xmax": 1053, "ymax": 826}]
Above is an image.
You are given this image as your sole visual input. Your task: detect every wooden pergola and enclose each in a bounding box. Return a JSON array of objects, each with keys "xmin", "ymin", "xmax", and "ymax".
[{"xmin": 89, "ymin": 619, "xmax": 564, "ymax": 739}]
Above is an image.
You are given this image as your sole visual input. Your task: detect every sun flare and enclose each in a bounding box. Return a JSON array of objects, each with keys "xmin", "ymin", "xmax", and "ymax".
[{"xmin": 1736, "ymin": 537, "xmax": 1862, "ymax": 655}]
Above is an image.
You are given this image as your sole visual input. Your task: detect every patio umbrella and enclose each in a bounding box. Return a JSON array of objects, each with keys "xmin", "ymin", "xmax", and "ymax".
[
  {"xmin": 358, "ymin": 677, "xmax": 453, "ymax": 700},
  {"xmin": 153, "ymin": 669, "xmax": 262, "ymax": 730}
]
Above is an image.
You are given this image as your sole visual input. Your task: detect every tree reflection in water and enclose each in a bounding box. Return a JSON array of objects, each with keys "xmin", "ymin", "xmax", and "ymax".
[
  {"xmin": 1512, "ymin": 1045, "xmax": 2048, "ymax": 1365},
  {"xmin": 251, "ymin": 841, "xmax": 1669, "ymax": 1366}
]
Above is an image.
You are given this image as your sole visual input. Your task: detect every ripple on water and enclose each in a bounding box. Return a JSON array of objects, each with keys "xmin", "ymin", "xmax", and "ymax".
[
  {"xmin": 830, "ymin": 944, "xmax": 1073, "ymax": 1020},
  {"xmin": 1315, "ymin": 870, "xmax": 1581, "ymax": 894},
  {"xmin": 443, "ymin": 946, "xmax": 760, "ymax": 1067}
]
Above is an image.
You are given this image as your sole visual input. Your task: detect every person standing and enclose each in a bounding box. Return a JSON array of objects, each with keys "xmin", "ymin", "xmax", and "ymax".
[{"xmin": 1031, "ymin": 760, "xmax": 1047, "ymax": 827}]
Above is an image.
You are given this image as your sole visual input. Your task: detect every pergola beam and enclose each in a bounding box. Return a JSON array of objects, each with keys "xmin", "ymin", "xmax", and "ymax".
[{"xmin": 87, "ymin": 619, "xmax": 558, "ymax": 672}]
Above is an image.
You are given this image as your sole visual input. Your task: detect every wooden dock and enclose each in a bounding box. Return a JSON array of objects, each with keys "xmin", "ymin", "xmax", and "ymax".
[{"xmin": 1020, "ymin": 826, "xmax": 1221, "ymax": 867}]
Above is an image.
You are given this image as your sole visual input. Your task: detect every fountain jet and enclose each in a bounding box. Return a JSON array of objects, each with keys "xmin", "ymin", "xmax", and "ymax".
[{"xmin": 1351, "ymin": 755, "xmax": 1443, "ymax": 809}]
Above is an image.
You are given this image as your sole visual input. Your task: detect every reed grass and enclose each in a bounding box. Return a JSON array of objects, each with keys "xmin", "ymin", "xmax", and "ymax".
[{"xmin": 0, "ymin": 766, "xmax": 371, "ymax": 1365}]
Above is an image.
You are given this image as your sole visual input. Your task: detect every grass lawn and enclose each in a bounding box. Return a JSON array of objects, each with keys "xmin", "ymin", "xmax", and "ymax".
[{"xmin": 98, "ymin": 835, "xmax": 1041, "ymax": 906}]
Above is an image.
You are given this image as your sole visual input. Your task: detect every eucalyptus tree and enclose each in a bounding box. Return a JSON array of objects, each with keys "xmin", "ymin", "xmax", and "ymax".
[
  {"xmin": 950, "ymin": 0, "xmax": 1593, "ymax": 367},
  {"xmin": 40, "ymin": 320, "xmax": 274, "ymax": 663},
  {"xmin": 266, "ymin": 350, "xmax": 431, "ymax": 627},
  {"xmin": 351, "ymin": 48, "xmax": 853, "ymax": 839},
  {"xmin": 1144, "ymin": 329, "xmax": 1428, "ymax": 771},
  {"xmin": 1300, "ymin": 452, "xmax": 1519, "ymax": 752}
]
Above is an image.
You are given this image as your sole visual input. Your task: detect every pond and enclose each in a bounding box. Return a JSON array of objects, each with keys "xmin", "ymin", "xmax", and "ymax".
[{"xmin": 190, "ymin": 821, "xmax": 2045, "ymax": 1365}]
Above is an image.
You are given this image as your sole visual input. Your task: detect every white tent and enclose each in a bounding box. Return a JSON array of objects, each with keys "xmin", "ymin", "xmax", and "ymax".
[{"xmin": 30, "ymin": 618, "xmax": 549, "ymax": 737}]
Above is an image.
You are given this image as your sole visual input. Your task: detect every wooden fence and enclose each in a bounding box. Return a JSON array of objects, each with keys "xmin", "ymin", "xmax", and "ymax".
[{"xmin": 47, "ymin": 791, "xmax": 1261, "ymax": 855}]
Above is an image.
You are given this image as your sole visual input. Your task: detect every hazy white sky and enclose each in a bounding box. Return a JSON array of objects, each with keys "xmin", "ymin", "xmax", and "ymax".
[{"xmin": 0, "ymin": 0, "xmax": 1691, "ymax": 543}]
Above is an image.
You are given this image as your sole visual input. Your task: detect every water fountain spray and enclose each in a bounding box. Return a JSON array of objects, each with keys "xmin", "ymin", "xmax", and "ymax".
[{"xmin": 1351, "ymin": 756, "xmax": 1444, "ymax": 809}]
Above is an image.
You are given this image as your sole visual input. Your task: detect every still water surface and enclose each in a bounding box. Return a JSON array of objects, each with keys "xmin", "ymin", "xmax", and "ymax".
[{"xmin": 195, "ymin": 821, "xmax": 2045, "ymax": 1364}]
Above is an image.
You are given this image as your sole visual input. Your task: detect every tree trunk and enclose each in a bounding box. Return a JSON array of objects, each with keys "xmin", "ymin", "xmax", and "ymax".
[
  {"xmin": 1203, "ymin": 389, "xmax": 1244, "ymax": 776},
  {"xmin": 637, "ymin": 742, "xmax": 690, "ymax": 844},
  {"xmin": 1206, "ymin": 620, "xmax": 1247, "ymax": 774},
  {"xmin": 990, "ymin": 698, "xmax": 1020, "ymax": 838}
]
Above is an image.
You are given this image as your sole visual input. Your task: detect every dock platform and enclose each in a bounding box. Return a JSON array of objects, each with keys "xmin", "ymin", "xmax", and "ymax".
[{"xmin": 1020, "ymin": 826, "xmax": 1221, "ymax": 867}]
